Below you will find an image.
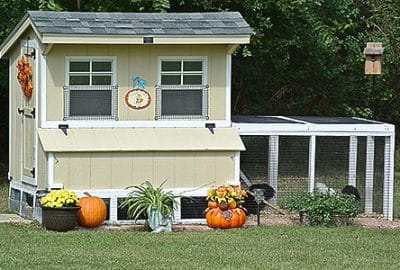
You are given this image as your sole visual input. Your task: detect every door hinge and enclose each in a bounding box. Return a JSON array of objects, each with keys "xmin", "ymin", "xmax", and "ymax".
[
  {"xmin": 31, "ymin": 107, "xmax": 35, "ymax": 119},
  {"xmin": 17, "ymin": 108, "xmax": 24, "ymax": 115},
  {"xmin": 30, "ymin": 168, "xmax": 35, "ymax": 178}
]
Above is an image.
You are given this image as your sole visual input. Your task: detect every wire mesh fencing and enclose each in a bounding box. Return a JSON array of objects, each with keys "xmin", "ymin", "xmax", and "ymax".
[{"xmin": 240, "ymin": 135, "xmax": 387, "ymax": 215}]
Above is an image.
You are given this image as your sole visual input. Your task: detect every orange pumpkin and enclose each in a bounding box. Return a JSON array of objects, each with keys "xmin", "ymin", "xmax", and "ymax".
[
  {"xmin": 207, "ymin": 201, "xmax": 218, "ymax": 208},
  {"xmin": 205, "ymin": 208, "xmax": 246, "ymax": 229},
  {"xmin": 230, "ymin": 208, "xmax": 246, "ymax": 228},
  {"xmin": 78, "ymin": 192, "xmax": 107, "ymax": 228}
]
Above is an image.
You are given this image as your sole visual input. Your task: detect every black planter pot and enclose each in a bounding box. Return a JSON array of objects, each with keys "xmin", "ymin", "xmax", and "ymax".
[{"xmin": 41, "ymin": 206, "xmax": 80, "ymax": 232}]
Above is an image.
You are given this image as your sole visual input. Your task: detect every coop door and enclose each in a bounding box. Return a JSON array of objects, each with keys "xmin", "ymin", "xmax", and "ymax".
[{"xmin": 21, "ymin": 47, "xmax": 36, "ymax": 184}]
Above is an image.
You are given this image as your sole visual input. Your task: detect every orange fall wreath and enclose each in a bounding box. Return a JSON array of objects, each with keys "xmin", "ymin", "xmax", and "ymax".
[{"xmin": 16, "ymin": 56, "xmax": 33, "ymax": 98}]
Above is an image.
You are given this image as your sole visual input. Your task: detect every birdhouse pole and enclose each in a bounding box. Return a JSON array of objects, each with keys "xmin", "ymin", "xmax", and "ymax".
[{"xmin": 363, "ymin": 42, "xmax": 383, "ymax": 115}]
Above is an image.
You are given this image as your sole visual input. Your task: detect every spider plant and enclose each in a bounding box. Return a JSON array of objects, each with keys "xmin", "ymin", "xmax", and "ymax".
[{"xmin": 120, "ymin": 181, "xmax": 178, "ymax": 222}]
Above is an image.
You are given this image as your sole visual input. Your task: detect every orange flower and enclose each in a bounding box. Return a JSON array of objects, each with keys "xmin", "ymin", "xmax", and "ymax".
[{"xmin": 16, "ymin": 56, "xmax": 33, "ymax": 98}]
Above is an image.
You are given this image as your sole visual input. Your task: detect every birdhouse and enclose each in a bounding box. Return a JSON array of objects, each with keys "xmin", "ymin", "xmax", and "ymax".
[{"xmin": 363, "ymin": 42, "xmax": 383, "ymax": 75}]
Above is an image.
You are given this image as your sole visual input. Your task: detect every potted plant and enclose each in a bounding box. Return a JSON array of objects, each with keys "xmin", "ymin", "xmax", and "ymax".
[
  {"xmin": 39, "ymin": 189, "xmax": 80, "ymax": 232},
  {"xmin": 286, "ymin": 191, "xmax": 360, "ymax": 226},
  {"xmin": 205, "ymin": 185, "xmax": 248, "ymax": 229},
  {"xmin": 119, "ymin": 181, "xmax": 178, "ymax": 232},
  {"xmin": 329, "ymin": 193, "xmax": 360, "ymax": 226}
]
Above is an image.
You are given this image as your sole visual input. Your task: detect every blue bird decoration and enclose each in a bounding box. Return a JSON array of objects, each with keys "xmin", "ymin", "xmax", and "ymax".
[{"xmin": 132, "ymin": 76, "xmax": 146, "ymax": 89}]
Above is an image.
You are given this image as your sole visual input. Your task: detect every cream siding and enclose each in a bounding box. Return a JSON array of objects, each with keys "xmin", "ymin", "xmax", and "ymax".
[
  {"xmin": 9, "ymin": 47, "xmax": 22, "ymax": 183},
  {"xmin": 46, "ymin": 44, "xmax": 65, "ymax": 120},
  {"xmin": 46, "ymin": 44, "xmax": 227, "ymax": 121},
  {"xmin": 37, "ymin": 127, "xmax": 244, "ymax": 152},
  {"xmin": 37, "ymin": 142, "xmax": 47, "ymax": 189},
  {"xmin": 54, "ymin": 151, "xmax": 235, "ymax": 190},
  {"xmin": 8, "ymin": 27, "xmax": 42, "ymax": 184}
]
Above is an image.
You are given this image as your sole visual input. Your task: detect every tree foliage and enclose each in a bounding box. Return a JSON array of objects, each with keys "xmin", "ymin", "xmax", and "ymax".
[{"xmin": 0, "ymin": 0, "xmax": 399, "ymax": 161}]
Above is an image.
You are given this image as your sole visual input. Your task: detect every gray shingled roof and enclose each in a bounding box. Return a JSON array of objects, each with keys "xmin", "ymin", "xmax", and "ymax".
[{"xmin": 28, "ymin": 11, "xmax": 252, "ymax": 36}]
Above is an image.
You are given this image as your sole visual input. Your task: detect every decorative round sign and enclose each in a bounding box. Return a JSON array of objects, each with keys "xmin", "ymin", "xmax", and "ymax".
[{"xmin": 125, "ymin": 88, "xmax": 151, "ymax": 110}]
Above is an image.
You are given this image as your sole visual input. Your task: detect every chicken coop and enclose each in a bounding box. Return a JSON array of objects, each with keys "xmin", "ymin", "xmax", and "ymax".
[
  {"xmin": 232, "ymin": 116, "xmax": 395, "ymax": 220},
  {"xmin": 1, "ymin": 11, "xmax": 251, "ymax": 224}
]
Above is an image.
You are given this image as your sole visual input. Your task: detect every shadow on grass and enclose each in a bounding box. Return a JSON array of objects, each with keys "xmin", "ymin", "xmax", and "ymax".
[{"xmin": 0, "ymin": 180, "xmax": 9, "ymax": 214}]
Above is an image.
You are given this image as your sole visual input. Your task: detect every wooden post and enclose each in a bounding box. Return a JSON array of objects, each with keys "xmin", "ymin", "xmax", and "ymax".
[
  {"xmin": 268, "ymin": 135, "xmax": 279, "ymax": 203},
  {"xmin": 308, "ymin": 136, "xmax": 316, "ymax": 193},
  {"xmin": 348, "ymin": 136, "xmax": 357, "ymax": 187},
  {"xmin": 383, "ymin": 136, "xmax": 394, "ymax": 221},
  {"xmin": 365, "ymin": 136, "xmax": 375, "ymax": 214}
]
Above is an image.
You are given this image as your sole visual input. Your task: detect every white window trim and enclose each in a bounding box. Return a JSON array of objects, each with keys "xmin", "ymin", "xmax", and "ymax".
[
  {"xmin": 157, "ymin": 56, "xmax": 208, "ymax": 120},
  {"xmin": 65, "ymin": 56, "xmax": 117, "ymax": 86},
  {"xmin": 158, "ymin": 56, "xmax": 208, "ymax": 86},
  {"xmin": 64, "ymin": 56, "xmax": 118, "ymax": 120}
]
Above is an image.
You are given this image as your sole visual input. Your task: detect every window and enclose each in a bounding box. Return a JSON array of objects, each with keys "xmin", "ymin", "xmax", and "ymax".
[
  {"xmin": 64, "ymin": 58, "xmax": 117, "ymax": 120},
  {"xmin": 156, "ymin": 57, "xmax": 208, "ymax": 120}
]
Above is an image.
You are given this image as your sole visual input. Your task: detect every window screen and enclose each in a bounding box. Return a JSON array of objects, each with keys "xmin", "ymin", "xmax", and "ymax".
[
  {"xmin": 64, "ymin": 85, "xmax": 118, "ymax": 120},
  {"xmin": 69, "ymin": 89, "xmax": 112, "ymax": 116},
  {"xmin": 156, "ymin": 85, "xmax": 208, "ymax": 120},
  {"xmin": 65, "ymin": 58, "xmax": 117, "ymax": 120},
  {"xmin": 161, "ymin": 88, "xmax": 203, "ymax": 116}
]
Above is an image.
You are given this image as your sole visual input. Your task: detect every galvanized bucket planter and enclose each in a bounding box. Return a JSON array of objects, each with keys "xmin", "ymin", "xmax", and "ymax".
[
  {"xmin": 147, "ymin": 207, "xmax": 172, "ymax": 232},
  {"xmin": 41, "ymin": 206, "xmax": 80, "ymax": 232}
]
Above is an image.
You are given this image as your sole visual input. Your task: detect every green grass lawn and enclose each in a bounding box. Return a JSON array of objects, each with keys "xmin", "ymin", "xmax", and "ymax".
[
  {"xmin": 0, "ymin": 180, "xmax": 8, "ymax": 213},
  {"xmin": 0, "ymin": 223, "xmax": 400, "ymax": 269}
]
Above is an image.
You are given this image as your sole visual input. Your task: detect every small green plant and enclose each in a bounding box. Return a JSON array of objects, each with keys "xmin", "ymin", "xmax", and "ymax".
[
  {"xmin": 285, "ymin": 191, "xmax": 360, "ymax": 225},
  {"xmin": 119, "ymin": 181, "xmax": 177, "ymax": 222},
  {"xmin": 331, "ymin": 194, "xmax": 360, "ymax": 218}
]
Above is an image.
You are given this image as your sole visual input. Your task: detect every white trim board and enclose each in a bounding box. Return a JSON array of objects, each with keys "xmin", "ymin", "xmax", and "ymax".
[
  {"xmin": 41, "ymin": 35, "xmax": 250, "ymax": 45},
  {"xmin": 9, "ymin": 180, "xmax": 37, "ymax": 194},
  {"xmin": 236, "ymin": 130, "xmax": 394, "ymax": 137},
  {"xmin": 34, "ymin": 40, "xmax": 39, "ymax": 187},
  {"xmin": 225, "ymin": 54, "xmax": 232, "ymax": 123},
  {"xmin": 233, "ymin": 151, "xmax": 240, "ymax": 185},
  {"xmin": 8, "ymin": 50, "xmax": 12, "ymax": 179},
  {"xmin": 41, "ymin": 119, "xmax": 231, "ymax": 128},
  {"xmin": 40, "ymin": 53, "xmax": 47, "ymax": 127},
  {"xmin": 1, "ymin": 18, "xmax": 39, "ymax": 58},
  {"xmin": 234, "ymin": 122, "xmax": 395, "ymax": 137},
  {"xmin": 21, "ymin": 176, "xmax": 36, "ymax": 186},
  {"xmin": 73, "ymin": 187, "xmax": 209, "ymax": 198},
  {"xmin": 47, "ymin": 152, "xmax": 54, "ymax": 188},
  {"xmin": 73, "ymin": 187, "xmax": 210, "ymax": 223}
]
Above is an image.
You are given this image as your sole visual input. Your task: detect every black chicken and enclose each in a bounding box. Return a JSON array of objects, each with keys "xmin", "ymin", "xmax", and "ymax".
[
  {"xmin": 341, "ymin": 185, "xmax": 361, "ymax": 201},
  {"xmin": 243, "ymin": 183, "xmax": 276, "ymax": 215}
]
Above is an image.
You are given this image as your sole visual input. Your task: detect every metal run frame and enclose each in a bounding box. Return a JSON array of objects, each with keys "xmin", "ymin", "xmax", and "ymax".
[{"xmin": 233, "ymin": 116, "xmax": 395, "ymax": 220}]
